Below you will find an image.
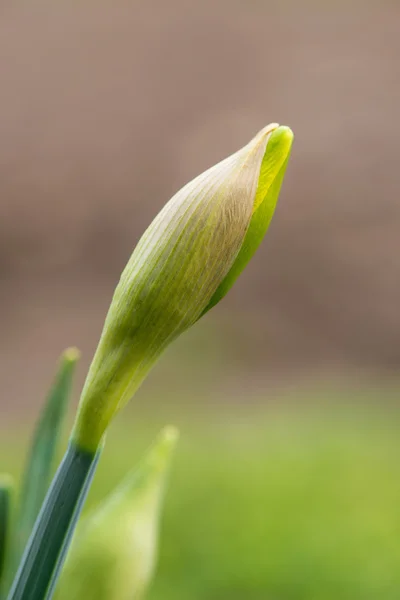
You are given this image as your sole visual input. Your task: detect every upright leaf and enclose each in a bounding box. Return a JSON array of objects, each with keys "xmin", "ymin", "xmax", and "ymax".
[
  {"xmin": 12, "ymin": 348, "xmax": 80, "ymax": 571},
  {"xmin": 7, "ymin": 443, "xmax": 101, "ymax": 600}
]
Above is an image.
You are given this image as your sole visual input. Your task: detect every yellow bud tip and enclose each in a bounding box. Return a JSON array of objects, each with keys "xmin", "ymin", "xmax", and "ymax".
[
  {"xmin": 276, "ymin": 125, "xmax": 294, "ymax": 144},
  {"xmin": 62, "ymin": 347, "xmax": 81, "ymax": 364},
  {"xmin": 267, "ymin": 125, "xmax": 294, "ymax": 156}
]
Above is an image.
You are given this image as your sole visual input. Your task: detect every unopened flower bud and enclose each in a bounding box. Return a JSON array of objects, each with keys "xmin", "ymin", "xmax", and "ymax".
[{"xmin": 72, "ymin": 124, "xmax": 293, "ymax": 452}]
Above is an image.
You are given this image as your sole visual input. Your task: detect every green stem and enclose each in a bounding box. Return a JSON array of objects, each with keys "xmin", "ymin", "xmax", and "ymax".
[{"xmin": 7, "ymin": 443, "xmax": 101, "ymax": 600}]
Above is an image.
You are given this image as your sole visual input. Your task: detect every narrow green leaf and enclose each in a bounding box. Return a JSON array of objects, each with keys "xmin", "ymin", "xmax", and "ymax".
[
  {"xmin": 55, "ymin": 426, "xmax": 179, "ymax": 600},
  {"xmin": 0, "ymin": 477, "xmax": 13, "ymax": 594},
  {"xmin": 7, "ymin": 442, "xmax": 101, "ymax": 600},
  {"xmin": 12, "ymin": 348, "xmax": 80, "ymax": 573}
]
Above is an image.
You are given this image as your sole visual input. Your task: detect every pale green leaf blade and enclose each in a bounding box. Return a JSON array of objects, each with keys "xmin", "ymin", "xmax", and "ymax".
[{"xmin": 12, "ymin": 348, "xmax": 80, "ymax": 571}]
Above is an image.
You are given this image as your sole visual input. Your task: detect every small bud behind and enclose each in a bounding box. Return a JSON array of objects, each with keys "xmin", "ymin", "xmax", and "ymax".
[{"xmin": 55, "ymin": 427, "xmax": 179, "ymax": 600}]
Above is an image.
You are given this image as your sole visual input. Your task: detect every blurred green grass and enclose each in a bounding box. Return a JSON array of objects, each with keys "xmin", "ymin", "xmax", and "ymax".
[{"xmin": 2, "ymin": 390, "xmax": 400, "ymax": 600}]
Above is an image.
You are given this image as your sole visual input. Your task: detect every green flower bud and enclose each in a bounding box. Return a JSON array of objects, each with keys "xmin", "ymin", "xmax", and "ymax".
[
  {"xmin": 55, "ymin": 427, "xmax": 178, "ymax": 600},
  {"xmin": 72, "ymin": 124, "xmax": 293, "ymax": 452}
]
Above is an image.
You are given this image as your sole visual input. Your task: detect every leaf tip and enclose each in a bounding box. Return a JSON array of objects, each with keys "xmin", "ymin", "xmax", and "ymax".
[
  {"xmin": 62, "ymin": 347, "xmax": 81, "ymax": 364},
  {"xmin": 160, "ymin": 425, "xmax": 179, "ymax": 446},
  {"xmin": 0, "ymin": 475, "xmax": 13, "ymax": 491}
]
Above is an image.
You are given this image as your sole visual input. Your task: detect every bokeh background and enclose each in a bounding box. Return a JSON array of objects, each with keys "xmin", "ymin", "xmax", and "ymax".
[{"xmin": 1, "ymin": 1, "xmax": 400, "ymax": 598}]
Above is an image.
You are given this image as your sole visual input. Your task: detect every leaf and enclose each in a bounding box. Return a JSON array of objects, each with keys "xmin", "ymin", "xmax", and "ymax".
[
  {"xmin": 7, "ymin": 443, "xmax": 101, "ymax": 600},
  {"xmin": 11, "ymin": 348, "xmax": 80, "ymax": 574}
]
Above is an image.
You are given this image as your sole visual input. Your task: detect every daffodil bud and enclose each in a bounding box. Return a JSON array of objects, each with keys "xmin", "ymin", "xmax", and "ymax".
[
  {"xmin": 55, "ymin": 427, "xmax": 178, "ymax": 600},
  {"xmin": 72, "ymin": 124, "xmax": 293, "ymax": 452}
]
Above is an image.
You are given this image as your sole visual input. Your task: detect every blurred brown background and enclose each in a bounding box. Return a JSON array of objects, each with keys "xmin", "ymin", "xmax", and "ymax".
[{"xmin": 1, "ymin": 0, "xmax": 399, "ymax": 414}]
